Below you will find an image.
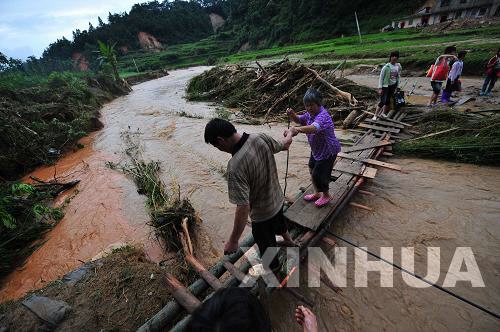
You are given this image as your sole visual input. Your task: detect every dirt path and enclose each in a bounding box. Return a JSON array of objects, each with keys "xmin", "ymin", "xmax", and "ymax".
[{"xmin": 0, "ymin": 67, "xmax": 499, "ymax": 331}]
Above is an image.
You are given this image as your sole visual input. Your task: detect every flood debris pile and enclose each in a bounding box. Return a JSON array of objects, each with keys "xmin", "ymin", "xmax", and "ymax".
[
  {"xmin": 108, "ymin": 132, "xmax": 199, "ymax": 253},
  {"xmin": 0, "ymin": 246, "xmax": 175, "ymax": 331},
  {"xmin": 396, "ymin": 110, "xmax": 500, "ymax": 165},
  {"xmin": 187, "ymin": 59, "xmax": 377, "ymax": 122},
  {"xmin": 0, "ymin": 72, "xmax": 130, "ymax": 180},
  {"xmin": 0, "ymin": 179, "xmax": 79, "ymax": 278}
]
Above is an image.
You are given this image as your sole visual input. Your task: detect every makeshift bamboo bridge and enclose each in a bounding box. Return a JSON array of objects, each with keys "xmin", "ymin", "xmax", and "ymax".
[{"xmin": 138, "ymin": 108, "xmax": 413, "ymax": 332}]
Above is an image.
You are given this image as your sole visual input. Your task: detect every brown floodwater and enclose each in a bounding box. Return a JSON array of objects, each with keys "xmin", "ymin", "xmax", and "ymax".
[{"xmin": 0, "ymin": 68, "xmax": 498, "ymax": 331}]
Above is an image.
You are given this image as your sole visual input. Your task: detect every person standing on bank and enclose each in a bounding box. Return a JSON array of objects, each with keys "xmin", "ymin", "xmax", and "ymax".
[
  {"xmin": 286, "ymin": 88, "xmax": 341, "ymax": 208},
  {"xmin": 204, "ymin": 118, "xmax": 295, "ymax": 271},
  {"xmin": 441, "ymin": 50, "xmax": 467, "ymax": 104},
  {"xmin": 480, "ymin": 48, "xmax": 500, "ymax": 96},
  {"xmin": 373, "ymin": 51, "xmax": 402, "ymax": 120},
  {"xmin": 428, "ymin": 46, "xmax": 457, "ymax": 107}
]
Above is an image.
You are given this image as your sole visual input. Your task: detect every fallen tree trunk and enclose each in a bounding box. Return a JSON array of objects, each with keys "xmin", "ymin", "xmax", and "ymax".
[{"xmin": 307, "ymin": 67, "xmax": 358, "ymax": 106}]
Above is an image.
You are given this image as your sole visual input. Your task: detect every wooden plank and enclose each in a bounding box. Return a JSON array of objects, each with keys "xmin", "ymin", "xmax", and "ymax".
[
  {"xmin": 285, "ymin": 133, "xmax": 384, "ymax": 231},
  {"xmin": 333, "ymin": 163, "xmax": 364, "ymax": 176},
  {"xmin": 372, "ymin": 132, "xmax": 405, "ymax": 139},
  {"xmin": 362, "ymin": 110, "xmax": 413, "ymax": 127},
  {"xmin": 362, "ymin": 167, "xmax": 378, "ymax": 178},
  {"xmin": 455, "ymin": 96, "xmax": 475, "ymax": 106},
  {"xmin": 333, "ymin": 134, "xmax": 382, "ymax": 178},
  {"xmin": 348, "ymin": 129, "xmax": 366, "ymax": 134},
  {"xmin": 338, "ymin": 152, "xmax": 402, "ymax": 171},
  {"xmin": 333, "ymin": 165, "xmax": 377, "ymax": 178},
  {"xmin": 284, "ymin": 182, "xmax": 349, "ymax": 230},
  {"xmin": 342, "ymin": 141, "xmax": 392, "ymax": 153},
  {"xmin": 358, "ymin": 123, "xmax": 400, "ymax": 134},
  {"xmin": 364, "ymin": 118, "xmax": 405, "ymax": 129},
  {"xmin": 164, "ymin": 273, "xmax": 201, "ymax": 314}
]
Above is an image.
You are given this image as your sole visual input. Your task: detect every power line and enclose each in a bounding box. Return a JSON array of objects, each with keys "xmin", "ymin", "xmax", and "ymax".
[{"xmin": 325, "ymin": 230, "xmax": 500, "ymax": 320}]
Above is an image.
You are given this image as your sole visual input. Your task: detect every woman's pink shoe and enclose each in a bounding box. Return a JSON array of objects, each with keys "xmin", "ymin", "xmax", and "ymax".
[
  {"xmin": 315, "ymin": 196, "xmax": 332, "ymax": 207},
  {"xmin": 303, "ymin": 193, "xmax": 320, "ymax": 202}
]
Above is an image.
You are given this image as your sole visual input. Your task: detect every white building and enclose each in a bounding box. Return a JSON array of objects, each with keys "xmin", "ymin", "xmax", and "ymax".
[{"xmin": 392, "ymin": 0, "xmax": 500, "ymax": 29}]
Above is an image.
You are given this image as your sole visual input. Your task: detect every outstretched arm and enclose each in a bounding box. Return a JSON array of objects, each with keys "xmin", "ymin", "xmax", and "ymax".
[
  {"xmin": 224, "ymin": 204, "xmax": 249, "ymax": 254},
  {"xmin": 289, "ymin": 125, "xmax": 317, "ymax": 136}
]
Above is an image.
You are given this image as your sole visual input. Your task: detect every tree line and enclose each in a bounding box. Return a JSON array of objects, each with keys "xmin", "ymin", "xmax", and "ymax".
[{"xmin": 2, "ymin": 0, "xmax": 423, "ymax": 74}]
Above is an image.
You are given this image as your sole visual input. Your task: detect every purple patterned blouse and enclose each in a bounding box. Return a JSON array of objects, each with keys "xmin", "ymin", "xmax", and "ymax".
[{"xmin": 298, "ymin": 106, "xmax": 341, "ymax": 161}]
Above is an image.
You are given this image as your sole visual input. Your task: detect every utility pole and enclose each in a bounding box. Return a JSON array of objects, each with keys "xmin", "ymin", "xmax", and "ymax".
[
  {"xmin": 355, "ymin": 11, "xmax": 362, "ymax": 44},
  {"xmin": 132, "ymin": 57, "xmax": 139, "ymax": 73}
]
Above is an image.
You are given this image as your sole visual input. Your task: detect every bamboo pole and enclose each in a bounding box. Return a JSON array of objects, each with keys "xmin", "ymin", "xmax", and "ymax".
[
  {"xmin": 185, "ymin": 255, "xmax": 223, "ymax": 291},
  {"xmin": 164, "ymin": 273, "xmax": 201, "ymax": 314},
  {"xmin": 138, "ymin": 234, "xmax": 256, "ymax": 332}
]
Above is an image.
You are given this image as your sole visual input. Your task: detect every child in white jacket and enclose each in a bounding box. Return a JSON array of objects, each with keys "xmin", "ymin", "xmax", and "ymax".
[{"xmin": 442, "ymin": 50, "xmax": 467, "ymax": 103}]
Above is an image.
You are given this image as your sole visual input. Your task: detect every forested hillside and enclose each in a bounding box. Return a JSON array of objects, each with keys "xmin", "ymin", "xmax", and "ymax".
[
  {"xmin": 25, "ymin": 0, "xmax": 423, "ymax": 70},
  {"xmin": 221, "ymin": 0, "xmax": 423, "ymax": 50},
  {"xmin": 17, "ymin": 1, "xmax": 220, "ymax": 73}
]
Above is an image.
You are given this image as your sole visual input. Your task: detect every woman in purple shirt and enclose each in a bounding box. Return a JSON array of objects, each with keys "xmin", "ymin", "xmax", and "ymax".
[{"xmin": 286, "ymin": 88, "xmax": 341, "ymax": 207}]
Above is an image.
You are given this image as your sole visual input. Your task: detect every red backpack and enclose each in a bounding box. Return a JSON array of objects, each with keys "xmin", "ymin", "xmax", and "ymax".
[{"xmin": 427, "ymin": 58, "xmax": 449, "ymax": 81}]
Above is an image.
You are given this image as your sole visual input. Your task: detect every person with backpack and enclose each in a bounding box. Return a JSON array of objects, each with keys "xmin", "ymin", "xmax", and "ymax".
[
  {"xmin": 428, "ymin": 46, "xmax": 457, "ymax": 107},
  {"xmin": 441, "ymin": 50, "xmax": 467, "ymax": 104},
  {"xmin": 479, "ymin": 49, "xmax": 500, "ymax": 96},
  {"xmin": 373, "ymin": 51, "xmax": 402, "ymax": 120}
]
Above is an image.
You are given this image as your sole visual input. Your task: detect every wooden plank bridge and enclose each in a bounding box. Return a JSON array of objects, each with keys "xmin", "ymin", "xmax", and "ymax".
[{"xmin": 137, "ymin": 108, "xmax": 411, "ymax": 332}]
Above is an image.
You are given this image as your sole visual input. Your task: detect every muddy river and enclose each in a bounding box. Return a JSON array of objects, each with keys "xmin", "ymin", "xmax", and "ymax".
[{"xmin": 1, "ymin": 68, "xmax": 498, "ymax": 331}]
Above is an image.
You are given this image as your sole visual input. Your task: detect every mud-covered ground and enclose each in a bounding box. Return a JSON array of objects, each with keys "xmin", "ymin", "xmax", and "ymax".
[{"xmin": 0, "ymin": 247, "xmax": 174, "ymax": 331}]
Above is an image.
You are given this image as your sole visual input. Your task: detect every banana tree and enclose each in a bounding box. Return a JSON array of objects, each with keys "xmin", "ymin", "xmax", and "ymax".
[{"xmin": 96, "ymin": 40, "xmax": 120, "ymax": 82}]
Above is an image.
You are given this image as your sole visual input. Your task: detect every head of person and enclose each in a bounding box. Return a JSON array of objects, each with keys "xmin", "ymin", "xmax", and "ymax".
[
  {"xmin": 458, "ymin": 50, "xmax": 467, "ymax": 60},
  {"xmin": 303, "ymin": 88, "xmax": 323, "ymax": 115},
  {"xmin": 389, "ymin": 50, "xmax": 399, "ymax": 64},
  {"xmin": 187, "ymin": 288, "xmax": 272, "ymax": 332},
  {"xmin": 444, "ymin": 46, "xmax": 457, "ymax": 56},
  {"xmin": 204, "ymin": 118, "xmax": 237, "ymax": 153}
]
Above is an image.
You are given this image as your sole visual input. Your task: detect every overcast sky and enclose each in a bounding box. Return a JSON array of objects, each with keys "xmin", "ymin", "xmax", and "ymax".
[{"xmin": 0, "ymin": 0, "xmax": 139, "ymax": 60}]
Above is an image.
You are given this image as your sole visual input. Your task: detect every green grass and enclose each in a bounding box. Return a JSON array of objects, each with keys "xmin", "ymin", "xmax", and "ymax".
[
  {"xmin": 395, "ymin": 111, "xmax": 500, "ymax": 165},
  {"xmin": 119, "ymin": 25, "xmax": 500, "ymax": 75}
]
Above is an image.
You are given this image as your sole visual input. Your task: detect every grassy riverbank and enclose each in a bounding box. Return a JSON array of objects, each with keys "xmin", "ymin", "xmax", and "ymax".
[{"xmin": 119, "ymin": 25, "xmax": 500, "ymax": 75}]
